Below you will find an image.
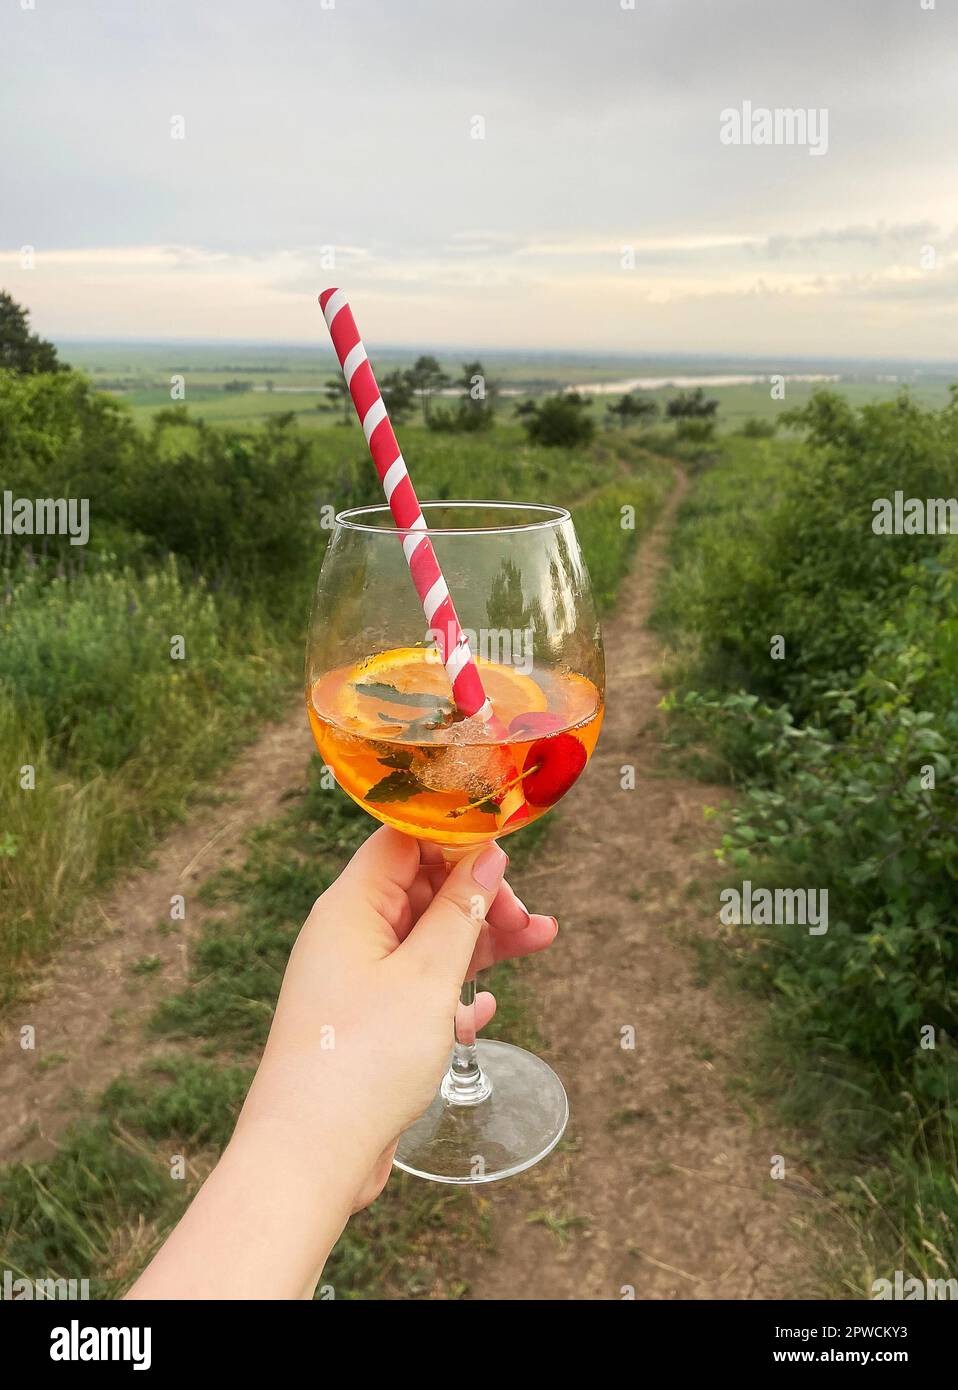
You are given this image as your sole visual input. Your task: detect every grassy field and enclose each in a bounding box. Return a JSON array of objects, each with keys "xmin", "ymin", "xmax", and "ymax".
[{"xmin": 58, "ymin": 340, "xmax": 958, "ymax": 434}]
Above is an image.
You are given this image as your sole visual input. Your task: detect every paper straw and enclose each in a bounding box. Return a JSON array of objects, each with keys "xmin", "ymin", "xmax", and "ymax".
[{"xmin": 319, "ymin": 287, "xmax": 500, "ymax": 727}]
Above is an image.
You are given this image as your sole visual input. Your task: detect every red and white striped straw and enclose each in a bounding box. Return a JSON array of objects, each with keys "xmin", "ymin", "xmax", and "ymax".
[{"xmin": 319, "ymin": 287, "xmax": 497, "ymax": 725}]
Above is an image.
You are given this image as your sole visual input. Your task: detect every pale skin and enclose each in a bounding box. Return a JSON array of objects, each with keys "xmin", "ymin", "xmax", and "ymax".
[{"xmin": 127, "ymin": 829, "xmax": 557, "ymax": 1300}]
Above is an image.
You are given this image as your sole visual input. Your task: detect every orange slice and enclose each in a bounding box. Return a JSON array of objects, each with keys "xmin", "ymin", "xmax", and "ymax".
[{"xmin": 341, "ymin": 646, "xmax": 548, "ymax": 731}]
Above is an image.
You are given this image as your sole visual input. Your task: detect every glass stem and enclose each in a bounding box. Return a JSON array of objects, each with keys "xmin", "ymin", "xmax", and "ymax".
[{"xmin": 439, "ymin": 848, "xmax": 492, "ymax": 1107}]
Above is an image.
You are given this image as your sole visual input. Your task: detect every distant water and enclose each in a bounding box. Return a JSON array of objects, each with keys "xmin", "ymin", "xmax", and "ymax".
[
  {"xmin": 563, "ymin": 373, "xmax": 841, "ymax": 396},
  {"xmin": 251, "ymin": 372, "xmax": 842, "ymax": 398}
]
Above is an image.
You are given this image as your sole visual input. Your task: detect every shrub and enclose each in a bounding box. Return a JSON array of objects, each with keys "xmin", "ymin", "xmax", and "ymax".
[{"xmin": 521, "ymin": 393, "xmax": 595, "ymax": 448}]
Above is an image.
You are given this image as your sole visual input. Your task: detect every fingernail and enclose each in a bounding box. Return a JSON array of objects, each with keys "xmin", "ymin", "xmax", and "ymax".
[
  {"xmin": 549, "ymin": 916, "xmax": 559, "ymax": 934},
  {"xmin": 473, "ymin": 843, "xmax": 508, "ymax": 892},
  {"xmin": 514, "ymin": 895, "xmax": 531, "ymax": 927}
]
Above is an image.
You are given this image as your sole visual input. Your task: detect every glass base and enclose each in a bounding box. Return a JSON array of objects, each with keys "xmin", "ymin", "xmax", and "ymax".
[{"xmin": 393, "ymin": 1039, "xmax": 568, "ymax": 1185}]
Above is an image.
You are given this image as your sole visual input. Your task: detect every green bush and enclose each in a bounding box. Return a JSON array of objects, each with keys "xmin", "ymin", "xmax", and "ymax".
[
  {"xmin": 520, "ymin": 393, "xmax": 595, "ymax": 448},
  {"xmin": 659, "ymin": 394, "xmax": 958, "ymax": 1284},
  {"xmin": 738, "ymin": 415, "xmax": 776, "ymax": 438}
]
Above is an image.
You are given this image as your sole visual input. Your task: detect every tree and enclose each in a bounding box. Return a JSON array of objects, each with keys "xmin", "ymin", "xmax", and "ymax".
[
  {"xmin": 0, "ymin": 291, "xmax": 61, "ymax": 374},
  {"xmin": 324, "ymin": 376, "xmax": 353, "ymax": 425},
  {"xmin": 429, "ymin": 359, "xmax": 498, "ymax": 433},
  {"xmin": 607, "ymin": 392, "xmax": 658, "ymax": 428},
  {"xmin": 454, "ymin": 359, "xmax": 497, "ymax": 430},
  {"xmin": 379, "ymin": 368, "xmax": 416, "ymax": 424},
  {"xmin": 666, "ymin": 387, "xmax": 719, "ymax": 420},
  {"xmin": 521, "ymin": 392, "xmax": 595, "ymax": 448},
  {"xmin": 407, "ymin": 354, "xmax": 450, "ymax": 425}
]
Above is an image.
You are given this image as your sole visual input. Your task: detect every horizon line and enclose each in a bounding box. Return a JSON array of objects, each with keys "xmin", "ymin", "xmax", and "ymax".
[{"xmin": 51, "ymin": 337, "xmax": 958, "ymax": 369}]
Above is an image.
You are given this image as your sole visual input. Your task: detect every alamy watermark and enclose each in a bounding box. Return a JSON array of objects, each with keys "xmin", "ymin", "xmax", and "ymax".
[
  {"xmin": 872, "ymin": 1271, "xmax": 957, "ymax": 1300},
  {"xmin": 1, "ymin": 1268, "xmax": 90, "ymax": 1299},
  {"xmin": 720, "ymin": 880, "xmax": 828, "ymax": 935},
  {"xmin": 720, "ymin": 101, "xmax": 828, "ymax": 157},
  {"xmin": 872, "ymin": 491, "xmax": 958, "ymax": 535},
  {"xmin": 425, "ymin": 625, "xmax": 534, "ymax": 676},
  {"xmin": 1, "ymin": 492, "xmax": 90, "ymax": 546}
]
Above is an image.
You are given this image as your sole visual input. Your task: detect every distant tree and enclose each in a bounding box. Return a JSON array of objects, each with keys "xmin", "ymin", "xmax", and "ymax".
[
  {"xmin": 429, "ymin": 359, "xmax": 498, "ymax": 433},
  {"xmin": 265, "ymin": 379, "xmax": 275, "ymax": 393},
  {"xmin": 607, "ymin": 392, "xmax": 658, "ymax": 428},
  {"xmin": 222, "ymin": 379, "xmax": 253, "ymax": 394},
  {"xmin": 666, "ymin": 387, "xmax": 719, "ymax": 420},
  {"xmin": 408, "ymin": 354, "xmax": 450, "ymax": 425},
  {"xmin": 521, "ymin": 392, "xmax": 595, "ymax": 448},
  {"xmin": 0, "ymin": 290, "xmax": 61, "ymax": 374},
  {"xmin": 454, "ymin": 358, "xmax": 497, "ymax": 430},
  {"xmin": 379, "ymin": 368, "xmax": 416, "ymax": 424},
  {"xmin": 325, "ymin": 376, "xmax": 353, "ymax": 425}
]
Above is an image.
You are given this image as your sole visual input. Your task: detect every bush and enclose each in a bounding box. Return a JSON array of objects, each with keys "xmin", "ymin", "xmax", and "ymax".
[
  {"xmin": 739, "ymin": 416, "xmax": 776, "ymax": 438},
  {"xmin": 0, "ymin": 372, "xmax": 332, "ymax": 611},
  {"xmin": 674, "ymin": 417, "xmax": 716, "ymax": 445},
  {"xmin": 521, "ymin": 393, "xmax": 595, "ymax": 448},
  {"xmin": 658, "ymin": 395, "xmax": 958, "ymax": 1283}
]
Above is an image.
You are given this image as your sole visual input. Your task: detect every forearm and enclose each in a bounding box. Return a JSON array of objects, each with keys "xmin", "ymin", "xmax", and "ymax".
[{"xmin": 125, "ymin": 1117, "xmax": 369, "ymax": 1301}]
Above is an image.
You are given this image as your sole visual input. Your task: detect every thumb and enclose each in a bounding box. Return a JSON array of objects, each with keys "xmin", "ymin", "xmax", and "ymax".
[{"xmin": 399, "ymin": 842, "xmax": 508, "ymax": 985}]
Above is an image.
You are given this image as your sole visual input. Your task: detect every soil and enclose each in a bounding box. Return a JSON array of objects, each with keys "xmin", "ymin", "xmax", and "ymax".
[{"xmin": 0, "ymin": 712, "xmax": 314, "ymax": 1163}]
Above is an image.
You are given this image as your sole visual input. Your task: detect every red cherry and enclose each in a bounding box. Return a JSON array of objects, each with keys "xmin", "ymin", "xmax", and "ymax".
[
  {"xmin": 522, "ymin": 733, "xmax": 587, "ymax": 807},
  {"xmin": 508, "ymin": 711, "xmax": 565, "ymax": 739}
]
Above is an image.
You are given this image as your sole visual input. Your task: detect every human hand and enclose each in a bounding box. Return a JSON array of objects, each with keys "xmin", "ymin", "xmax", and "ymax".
[
  {"xmin": 234, "ymin": 827, "xmax": 558, "ymax": 1210},
  {"xmin": 127, "ymin": 827, "xmax": 557, "ymax": 1300}
]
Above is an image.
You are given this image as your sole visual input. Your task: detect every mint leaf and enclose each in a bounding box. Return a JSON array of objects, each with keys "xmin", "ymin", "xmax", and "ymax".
[
  {"xmin": 377, "ymin": 748, "xmax": 415, "ymax": 770},
  {"xmin": 365, "ymin": 770, "xmax": 424, "ymax": 803},
  {"xmin": 354, "ymin": 680, "xmax": 452, "ymax": 711}
]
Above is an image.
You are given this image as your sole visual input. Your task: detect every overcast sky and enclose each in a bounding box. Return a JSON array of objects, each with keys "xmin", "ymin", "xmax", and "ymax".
[{"xmin": 1, "ymin": 0, "xmax": 956, "ymax": 357}]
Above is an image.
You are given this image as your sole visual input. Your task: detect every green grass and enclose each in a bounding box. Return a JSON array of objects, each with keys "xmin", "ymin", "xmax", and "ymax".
[{"xmin": 0, "ymin": 560, "xmax": 295, "ymax": 1006}]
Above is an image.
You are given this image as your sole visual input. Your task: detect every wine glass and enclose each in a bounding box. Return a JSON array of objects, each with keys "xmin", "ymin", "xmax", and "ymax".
[{"xmin": 306, "ymin": 500, "xmax": 605, "ymax": 1183}]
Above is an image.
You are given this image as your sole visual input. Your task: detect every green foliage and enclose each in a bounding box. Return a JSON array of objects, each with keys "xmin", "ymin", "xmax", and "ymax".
[
  {"xmin": 606, "ymin": 392, "xmax": 658, "ymax": 428},
  {"xmin": 428, "ymin": 361, "xmax": 498, "ymax": 433},
  {"xmin": 521, "ymin": 392, "xmax": 595, "ymax": 448},
  {"xmin": 407, "ymin": 354, "xmax": 450, "ymax": 426},
  {"xmin": 572, "ymin": 467, "xmax": 672, "ymax": 612},
  {"xmin": 0, "ymin": 371, "xmax": 333, "ymax": 605},
  {"xmin": 0, "ymin": 290, "xmax": 61, "ymax": 374},
  {"xmin": 738, "ymin": 415, "xmax": 776, "ymax": 438},
  {"xmin": 126, "ymin": 410, "xmax": 327, "ymax": 608},
  {"xmin": 673, "ymin": 417, "xmax": 716, "ymax": 445},
  {"xmin": 666, "ymin": 387, "xmax": 718, "ymax": 420},
  {"xmin": 379, "ymin": 368, "xmax": 417, "ymax": 424},
  {"xmin": 0, "ymin": 557, "xmax": 285, "ymax": 770},
  {"xmin": 659, "ymin": 394, "xmax": 958, "ymax": 1286}
]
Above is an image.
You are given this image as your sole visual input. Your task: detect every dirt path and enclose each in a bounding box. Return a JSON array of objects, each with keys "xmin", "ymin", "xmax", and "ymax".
[
  {"xmin": 462, "ymin": 472, "xmax": 820, "ymax": 1300},
  {"xmin": 0, "ymin": 708, "xmax": 314, "ymax": 1163}
]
